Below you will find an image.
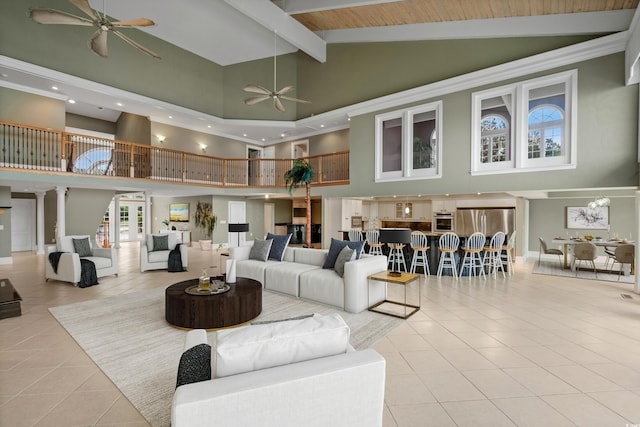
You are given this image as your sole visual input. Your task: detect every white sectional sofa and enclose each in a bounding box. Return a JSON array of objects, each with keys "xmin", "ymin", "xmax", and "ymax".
[
  {"xmin": 229, "ymin": 244, "xmax": 387, "ymax": 313},
  {"xmin": 172, "ymin": 314, "xmax": 386, "ymax": 427}
]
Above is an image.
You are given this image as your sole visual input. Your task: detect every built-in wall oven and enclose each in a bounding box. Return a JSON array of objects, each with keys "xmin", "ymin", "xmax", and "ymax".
[{"xmin": 433, "ymin": 212, "xmax": 455, "ymax": 232}]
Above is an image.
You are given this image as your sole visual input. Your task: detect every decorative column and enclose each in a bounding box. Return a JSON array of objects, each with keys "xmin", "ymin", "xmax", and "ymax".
[
  {"xmin": 145, "ymin": 192, "xmax": 152, "ymax": 235},
  {"xmin": 55, "ymin": 186, "xmax": 66, "ymax": 240},
  {"xmin": 114, "ymin": 196, "xmax": 121, "ymax": 249},
  {"xmin": 35, "ymin": 191, "xmax": 45, "ymax": 254}
]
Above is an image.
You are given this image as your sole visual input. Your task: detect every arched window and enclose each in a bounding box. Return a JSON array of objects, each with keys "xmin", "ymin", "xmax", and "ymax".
[
  {"xmin": 74, "ymin": 148, "xmax": 113, "ymax": 175},
  {"xmin": 527, "ymin": 105, "xmax": 564, "ymax": 159},
  {"xmin": 480, "ymin": 114, "xmax": 509, "ymax": 164}
]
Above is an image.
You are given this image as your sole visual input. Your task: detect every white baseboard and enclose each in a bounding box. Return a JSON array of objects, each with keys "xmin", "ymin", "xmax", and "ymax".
[{"xmin": 0, "ymin": 256, "xmax": 13, "ymax": 265}]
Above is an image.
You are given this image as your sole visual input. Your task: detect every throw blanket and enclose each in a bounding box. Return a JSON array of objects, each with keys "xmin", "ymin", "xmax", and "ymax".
[
  {"xmin": 48, "ymin": 252, "xmax": 99, "ymax": 288},
  {"xmin": 168, "ymin": 243, "xmax": 185, "ymax": 272}
]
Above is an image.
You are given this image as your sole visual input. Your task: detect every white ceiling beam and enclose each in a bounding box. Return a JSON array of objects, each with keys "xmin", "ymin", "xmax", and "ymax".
[
  {"xmin": 322, "ymin": 10, "xmax": 635, "ymax": 43},
  {"xmin": 224, "ymin": 0, "xmax": 326, "ymax": 63},
  {"xmin": 275, "ymin": 0, "xmax": 405, "ymax": 14}
]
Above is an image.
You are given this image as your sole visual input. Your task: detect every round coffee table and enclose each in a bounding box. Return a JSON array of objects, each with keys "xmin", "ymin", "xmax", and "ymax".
[{"xmin": 165, "ymin": 277, "xmax": 262, "ymax": 329}]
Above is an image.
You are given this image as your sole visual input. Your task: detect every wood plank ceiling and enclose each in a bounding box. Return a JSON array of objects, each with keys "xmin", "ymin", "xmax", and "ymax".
[{"xmin": 290, "ymin": 0, "xmax": 640, "ymax": 31}]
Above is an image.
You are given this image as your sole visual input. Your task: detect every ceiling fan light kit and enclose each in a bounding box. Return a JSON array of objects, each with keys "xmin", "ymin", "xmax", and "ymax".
[
  {"xmin": 243, "ymin": 31, "xmax": 310, "ymax": 112},
  {"xmin": 28, "ymin": 0, "xmax": 160, "ymax": 59}
]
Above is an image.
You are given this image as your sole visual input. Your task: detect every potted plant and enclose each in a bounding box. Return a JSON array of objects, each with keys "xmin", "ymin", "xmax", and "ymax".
[
  {"xmin": 194, "ymin": 200, "xmax": 217, "ymax": 250},
  {"xmin": 284, "ymin": 159, "xmax": 313, "ymax": 248}
]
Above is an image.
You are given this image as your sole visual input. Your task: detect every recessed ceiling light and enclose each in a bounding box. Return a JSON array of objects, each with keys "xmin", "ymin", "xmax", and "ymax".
[
  {"xmin": 51, "ymin": 85, "xmax": 58, "ymax": 90},
  {"xmin": 207, "ymin": 125, "xmax": 211, "ymax": 128},
  {"xmin": 320, "ymin": 124, "xmax": 325, "ymax": 128},
  {"xmin": 68, "ymin": 99, "xmax": 76, "ymax": 104},
  {"xmin": 168, "ymin": 115, "xmax": 173, "ymax": 119},
  {"xmin": 116, "ymin": 102, "xmax": 123, "ymax": 107},
  {"xmin": 0, "ymin": 73, "xmax": 8, "ymax": 78},
  {"xmin": 280, "ymin": 133, "xmax": 285, "ymax": 137},
  {"xmin": 261, "ymin": 138, "xmax": 265, "ymax": 142},
  {"xmin": 243, "ymin": 133, "xmax": 248, "ymax": 137},
  {"xmin": 347, "ymin": 117, "xmax": 351, "ymax": 121}
]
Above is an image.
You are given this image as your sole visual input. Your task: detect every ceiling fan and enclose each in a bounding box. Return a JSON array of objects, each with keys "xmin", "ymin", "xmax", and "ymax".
[
  {"xmin": 28, "ymin": 0, "xmax": 160, "ymax": 59},
  {"xmin": 243, "ymin": 31, "xmax": 310, "ymax": 112}
]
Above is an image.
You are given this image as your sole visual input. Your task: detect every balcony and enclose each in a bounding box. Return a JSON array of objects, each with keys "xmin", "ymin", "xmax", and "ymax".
[{"xmin": 0, "ymin": 121, "xmax": 349, "ymax": 189}]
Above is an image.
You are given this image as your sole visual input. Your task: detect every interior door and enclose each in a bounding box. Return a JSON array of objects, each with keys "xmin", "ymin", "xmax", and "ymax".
[{"xmin": 11, "ymin": 199, "xmax": 35, "ymax": 252}]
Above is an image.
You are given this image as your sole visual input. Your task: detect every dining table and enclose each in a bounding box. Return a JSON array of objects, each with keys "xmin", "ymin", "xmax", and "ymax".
[{"xmin": 551, "ymin": 237, "xmax": 635, "ymax": 272}]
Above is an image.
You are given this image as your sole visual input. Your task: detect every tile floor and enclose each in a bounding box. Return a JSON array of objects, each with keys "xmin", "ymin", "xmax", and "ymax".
[{"xmin": 1, "ymin": 243, "xmax": 640, "ymax": 426}]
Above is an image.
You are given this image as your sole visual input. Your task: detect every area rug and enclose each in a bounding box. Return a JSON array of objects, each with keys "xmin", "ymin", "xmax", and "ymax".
[
  {"xmin": 49, "ymin": 288, "xmax": 402, "ymax": 427},
  {"xmin": 532, "ymin": 262, "xmax": 635, "ymax": 284}
]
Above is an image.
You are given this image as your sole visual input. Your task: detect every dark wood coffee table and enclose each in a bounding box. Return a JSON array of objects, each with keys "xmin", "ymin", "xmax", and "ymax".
[
  {"xmin": 165, "ymin": 277, "xmax": 262, "ymax": 329},
  {"xmin": 0, "ymin": 278, "xmax": 22, "ymax": 319}
]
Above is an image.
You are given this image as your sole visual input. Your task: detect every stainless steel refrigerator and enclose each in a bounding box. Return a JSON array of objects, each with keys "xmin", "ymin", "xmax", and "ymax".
[{"xmin": 456, "ymin": 208, "xmax": 515, "ymax": 237}]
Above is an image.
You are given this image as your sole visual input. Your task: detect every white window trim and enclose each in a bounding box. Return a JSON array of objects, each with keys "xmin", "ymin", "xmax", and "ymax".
[
  {"xmin": 471, "ymin": 69, "xmax": 577, "ymax": 176},
  {"xmin": 375, "ymin": 101, "xmax": 442, "ymax": 182}
]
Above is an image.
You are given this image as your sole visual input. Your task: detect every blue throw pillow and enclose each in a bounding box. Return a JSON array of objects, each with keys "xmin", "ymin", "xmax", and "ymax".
[
  {"xmin": 322, "ymin": 238, "xmax": 365, "ymax": 269},
  {"xmin": 266, "ymin": 233, "xmax": 292, "ymax": 261}
]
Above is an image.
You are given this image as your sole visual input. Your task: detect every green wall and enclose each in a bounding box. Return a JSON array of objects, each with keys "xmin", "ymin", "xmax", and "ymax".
[
  {"xmin": 0, "ymin": 87, "xmax": 65, "ymax": 129},
  {"xmin": 150, "ymin": 123, "xmax": 247, "ymax": 158},
  {"xmin": 66, "ymin": 113, "xmax": 117, "ymax": 135}
]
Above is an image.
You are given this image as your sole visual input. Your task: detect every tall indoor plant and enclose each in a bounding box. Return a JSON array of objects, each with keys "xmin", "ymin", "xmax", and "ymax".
[
  {"xmin": 194, "ymin": 200, "xmax": 217, "ymax": 250},
  {"xmin": 284, "ymin": 159, "xmax": 313, "ymax": 247}
]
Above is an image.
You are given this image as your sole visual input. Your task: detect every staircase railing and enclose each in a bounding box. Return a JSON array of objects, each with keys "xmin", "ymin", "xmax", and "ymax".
[{"xmin": 0, "ymin": 120, "xmax": 349, "ymax": 188}]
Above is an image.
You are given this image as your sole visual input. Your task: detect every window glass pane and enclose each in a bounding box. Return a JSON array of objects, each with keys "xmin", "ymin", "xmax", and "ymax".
[
  {"xmin": 412, "ymin": 110, "xmax": 436, "ymax": 170},
  {"xmin": 528, "ymin": 83, "xmax": 565, "ymax": 159},
  {"xmin": 480, "ymin": 95, "xmax": 511, "ymax": 165},
  {"xmin": 382, "ymin": 117, "xmax": 402, "ymax": 172}
]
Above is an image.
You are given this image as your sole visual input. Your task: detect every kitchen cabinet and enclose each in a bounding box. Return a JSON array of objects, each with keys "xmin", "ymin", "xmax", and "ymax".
[
  {"xmin": 378, "ymin": 202, "xmax": 395, "ymax": 220},
  {"xmin": 341, "ymin": 199, "xmax": 363, "ymax": 230},
  {"xmin": 432, "ymin": 200, "xmax": 456, "ymax": 214},
  {"xmin": 412, "ymin": 201, "xmax": 430, "ymax": 220}
]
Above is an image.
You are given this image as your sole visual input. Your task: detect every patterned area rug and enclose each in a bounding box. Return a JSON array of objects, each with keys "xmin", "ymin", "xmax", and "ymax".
[
  {"xmin": 532, "ymin": 261, "xmax": 635, "ymax": 284},
  {"xmin": 49, "ymin": 288, "xmax": 401, "ymax": 427}
]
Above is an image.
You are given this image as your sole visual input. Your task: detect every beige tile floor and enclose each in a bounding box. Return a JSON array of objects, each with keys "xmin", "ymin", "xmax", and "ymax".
[{"xmin": 1, "ymin": 243, "xmax": 640, "ymax": 426}]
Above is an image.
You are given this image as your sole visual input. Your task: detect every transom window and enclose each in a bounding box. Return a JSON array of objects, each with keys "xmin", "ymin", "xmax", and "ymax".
[{"xmin": 471, "ymin": 70, "xmax": 576, "ymax": 175}]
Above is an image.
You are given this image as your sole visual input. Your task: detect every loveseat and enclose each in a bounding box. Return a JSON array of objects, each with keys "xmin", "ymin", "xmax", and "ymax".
[
  {"xmin": 45, "ymin": 235, "xmax": 118, "ymax": 285},
  {"xmin": 140, "ymin": 233, "xmax": 188, "ymax": 272},
  {"xmin": 230, "ymin": 240, "xmax": 387, "ymax": 313},
  {"xmin": 172, "ymin": 313, "xmax": 386, "ymax": 427}
]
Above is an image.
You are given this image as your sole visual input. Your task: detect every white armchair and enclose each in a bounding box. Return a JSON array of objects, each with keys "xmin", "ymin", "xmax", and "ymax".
[
  {"xmin": 140, "ymin": 233, "xmax": 188, "ymax": 272},
  {"xmin": 45, "ymin": 235, "xmax": 118, "ymax": 285}
]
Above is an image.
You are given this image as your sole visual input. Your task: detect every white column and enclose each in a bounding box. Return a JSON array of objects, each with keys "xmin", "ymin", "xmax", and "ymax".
[
  {"xmin": 35, "ymin": 191, "xmax": 45, "ymax": 254},
  {"xmin": 145, "ymin": 192, "xmax": 152, "ymax": 235},
  {"xmin": 114, "ymin": 196, "xmax": 121, "ymax": 249},
  {"xmin": 635, "ymin": 190, "xmax": 640, "ymax": 294},
  {"xmin": 55, "ymin": 186, "xmax": 66, "ymax": 239}
]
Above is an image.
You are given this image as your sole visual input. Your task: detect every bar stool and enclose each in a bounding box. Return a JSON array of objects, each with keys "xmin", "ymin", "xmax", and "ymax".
[
  {"xmin": 460, "ymin": 232, "xmax": 486, "ymax": 279},
  {"xmin": 366, "ymin": 229, "xmax": 384, "ymax": 256},
  {"xmin": 483, "ymin": 232, "xmax": 506, "ymax": 278},
  {"xmin": 387, "ymin": 243, "xmax": 407, "ymax": 273},
  {"xmin": 409, "ymin": 231, "xmax": 430, "ymax": 276},
  {"xmin": 501, "ymin": 231, "xmax": 516, "ymax": 276},
  {"xmin": 348, "ymin": 229, "xmax": 363, "ymax": 242},
  {"xmin": 437, "ymin": 232, "xmax": 460, "ymax": 279}
]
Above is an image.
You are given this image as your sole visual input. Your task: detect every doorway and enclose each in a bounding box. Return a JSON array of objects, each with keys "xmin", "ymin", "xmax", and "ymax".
[
  {"xmin": 11, "ymin": 199, "xmax": 35, "ymax": 252},
  {"xmin": 118, "ymin": 200, "xmax": 144, "ymax": 242},
  {"xmin": 247, "ymin": 146, "xmax": 262, "ymax": 187},
  {"xmin": 291, "ymin": 140, "xmax": 309, "ymax": 159}
]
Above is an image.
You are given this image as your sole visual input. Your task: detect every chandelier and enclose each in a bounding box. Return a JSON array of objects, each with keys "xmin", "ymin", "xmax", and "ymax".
[{"xmin": 587, "ymin": 197, "xmax": 610, "ymax": 209}]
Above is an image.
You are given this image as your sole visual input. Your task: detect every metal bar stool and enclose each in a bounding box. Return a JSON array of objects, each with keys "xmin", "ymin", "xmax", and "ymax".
[
  {"xmin": 437, "ymin": 232, "xmax": 460, "ymax": 279},
  {"xmin": 409, "ymin": 231, "xmax": 430, "ymax": 276}
]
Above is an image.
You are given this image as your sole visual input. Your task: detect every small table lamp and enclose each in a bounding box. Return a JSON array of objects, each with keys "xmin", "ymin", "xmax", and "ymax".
[
  {"xmin": 379, "ymin": 228, "xmax": 412, "ymax": 277},
  {"xmin": 228, "ymin": 223, "xmax": 249, "ymax": 247}
]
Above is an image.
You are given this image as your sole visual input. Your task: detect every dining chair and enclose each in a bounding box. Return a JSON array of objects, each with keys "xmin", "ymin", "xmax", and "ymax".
[
  {"xmin": 603, "ymin": 245, "xmax": 616, "ymax": 270},
  {"xmin": 348, "ymin": 229, "xmax": 363, "ymax": 242},
  {"xmin": 501, "ymin": 231, "xmax": 516, "ymax": 276},
  {"xmin": 538, "ymin": 237, "xmax": 563, "ymax": 268},
  {"xmin": 610, "ymin": 244, "xmax": 635, "ymax": 280},
  {"xmin": 459, "ymin": 232, "xmax": 486, "ymax": 279},
  {"xmin": 483, "ymin": 232, "xmax": 506, "ymax": 278},
  {"xmin": 437, "ymin": 232, "xmax": 459, "ymax": 279},
  {"xmin": 365, "ymin": 229, "xmax": 384, "ymax": 256},
  {"xmin": 572, "ymin": 242, "xmax": 598, "ymax": 278},
  {"xmin": 409, "ymin": 231, "xmax": 430, "ymax": 276}
]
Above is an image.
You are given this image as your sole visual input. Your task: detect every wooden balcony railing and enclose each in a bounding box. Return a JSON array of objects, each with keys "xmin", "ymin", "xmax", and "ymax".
[{"xmin": 0, "ymin": 120, "xmax": 349, "ymax": 188}]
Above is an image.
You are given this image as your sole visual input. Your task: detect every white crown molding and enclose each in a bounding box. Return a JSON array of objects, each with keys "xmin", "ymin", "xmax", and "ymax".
[{"xmin": 0, "ymin": 80, "xmax": 67, "ymax": 101}]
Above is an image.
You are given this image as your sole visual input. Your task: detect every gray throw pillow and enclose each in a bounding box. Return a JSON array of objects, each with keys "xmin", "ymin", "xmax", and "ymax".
[
  {"xmin": 249, "ymin": 239, "xmax": 273, "ymax": 262},
  {"xmin": 334, "ymin": 246, "xmax": 355, "ymax": 277},
  {"xmin": 152, "ymin": 235, "xmax": 169, "ymax": 252},
  {"xmin": 72, "ymin": 237, "xmax": 93, "ymax": 257},
  {"xmin": 322, "ymin": 238, "xmax": 365, "ymax": 269},
  {"xmin": 266, "ymin": 232, "xmax": 292, "ymax": 261}
]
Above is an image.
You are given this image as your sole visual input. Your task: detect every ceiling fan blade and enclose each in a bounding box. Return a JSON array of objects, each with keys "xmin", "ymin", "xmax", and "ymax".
[
  {"xmin": 90, "ymin": 29, "xmax": 108, "ymax": 57},
  {"xmin": 111, "ymin": 18, "xmax": 155, "ymax": 27},
  {"xmin": 274, "ymin": 97, "xmax": 285, "ymax": 112},
  {"xmin": 29, "ymin": 8, "xmax": 93, "ymax": 26},
  {"xmin": 275, "ymin": 85, "xmax": 294, "ymax": 95},
  {"xmin": 243, "ymin": 84, "xmax": 271, "ymax": 95},
  {"xmin": 244, "ymin": 96, "xmax": 270, "ymax": 106},
  {"xmin": 69, "ymin": 0, "xmax": 100, "ymax": 20},
  {"xmin": 280, "ymin": 95, "xmax": 311, "ymax": 104},
  {"xmin": 112, "ymin": 30, "xmax": 161, "ymax": 59}
]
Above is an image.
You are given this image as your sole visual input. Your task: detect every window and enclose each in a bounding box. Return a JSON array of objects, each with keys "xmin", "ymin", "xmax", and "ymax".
[
  {"xmin": 471, "ymin": 70, "xmax": 576, "ymax": 174},
  {"xmin": 375, "ymin": 101, "xmax": 442, "ymax": 182}
]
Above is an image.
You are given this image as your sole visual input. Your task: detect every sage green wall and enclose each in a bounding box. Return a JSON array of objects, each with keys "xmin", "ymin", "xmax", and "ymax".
[
  {"xmin": 0, "ymin": 87, "xmax": 65, "ymax": 129},
  {"xmin": 529, "ymin": 197, "xmax": 636, "ymax": 252},
  {"xmin": 116, "ymin": 113, "xmax": 150, "ymax": 145},
  {"xmin": 65, "ymin": 188, "xmax": 115, "ymax": 237},
  {"xmin": 309, "ymin": 129, "xmax": 350, "ymax": 156},
  {"xmin": 273, "ymin": 199, "xmax": 292, "ymax": 224},
  {"xmin": 0, "ymin": 187, "xmax": 11, "ymax": 258},
  {"xmin": 66, "ymin": 113, "xmax": 117, "ymax": 135},
  {"xmin": 150, "ymin": 123, "xmax": 247, "ymax": 157},
  {"xmin": 1, "ymin": 0, "xmax": 224, "ymax": 117}
]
